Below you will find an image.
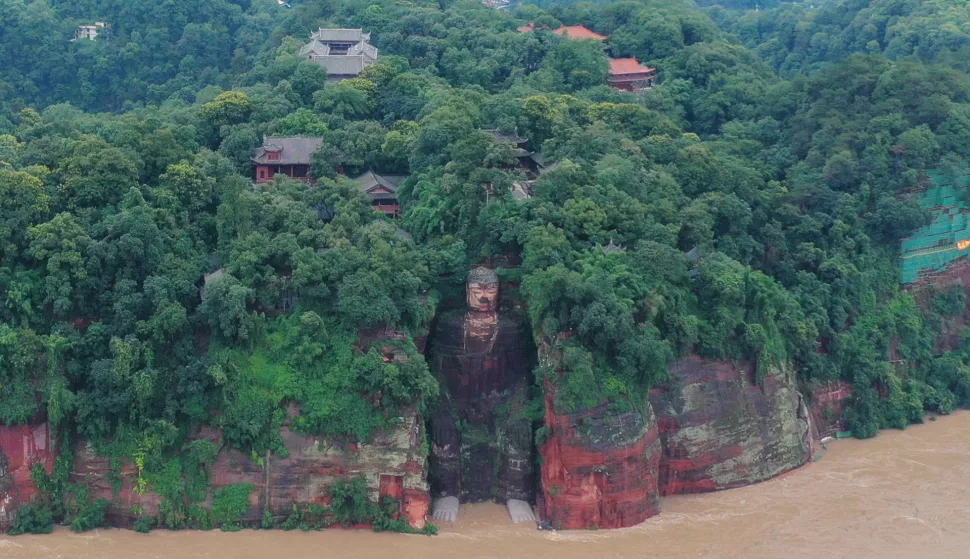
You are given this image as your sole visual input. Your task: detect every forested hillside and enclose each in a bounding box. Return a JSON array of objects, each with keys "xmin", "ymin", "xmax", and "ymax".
[{"xmin": 3, "ymin": 0, "xmax": 970, "ymax": 534}]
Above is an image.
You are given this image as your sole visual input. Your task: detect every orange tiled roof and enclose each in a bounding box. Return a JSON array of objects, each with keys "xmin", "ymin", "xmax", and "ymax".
[
  {"xmin": 553, "ymin": 25, "xmax": 607, "ymax": 40},
  {"xmin": 609, "ymin": 57, "xmax": 655, "ymax": 75},
  {"xmin": 517, "ymin": 22, "xmax": 535, "ymax": 33}
]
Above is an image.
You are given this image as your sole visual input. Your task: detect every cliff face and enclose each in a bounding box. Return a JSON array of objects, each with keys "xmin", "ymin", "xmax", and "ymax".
[
  {"xmin": 538, "ymin": 393, "xmax": 662, "ymax": 530},
  {"xmin": 536, "ymin": 354, "xmax": 818, "ymax": 530},
  {"xmin": 650, "ymin": 356, "xmax": 811, "ymax": 495},
  {"xmin": 69, "ymin": 411, "xmax": 431, "ymax": 530},
  {"xmin": 808, "ymin": 381, "xmax": 852, "ymax": 440},
  {"xmin": 0, "ymin": 421, "xmax": 56, "ymax": 533}
]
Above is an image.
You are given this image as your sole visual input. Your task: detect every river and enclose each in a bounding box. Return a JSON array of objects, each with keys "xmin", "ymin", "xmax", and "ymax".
[{"xmin": 4, "ymin": 411, "xmax": 970, "ymax": 559}]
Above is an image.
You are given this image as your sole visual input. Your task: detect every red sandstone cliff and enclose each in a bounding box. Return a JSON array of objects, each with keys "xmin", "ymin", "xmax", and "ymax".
[
  {"xmin": 807, "ymin": 381, "xmax": 853, "ymax": 441},
  {"xmin": 649, "ymin": 356, "xmax": 811, "ymax": 495},
  {"xmin": 538, "ymin": 393, "xmax": 662, "ymax": 530},
  {"xmin": 0, "ymin": 420, "xmax": 56, "ymax": 533},
  {"xmin": 67, "ymin": 411, "xmax": 430, "ymax": 530}
]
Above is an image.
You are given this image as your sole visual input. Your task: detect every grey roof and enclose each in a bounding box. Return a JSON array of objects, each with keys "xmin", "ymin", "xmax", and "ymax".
[
  {"xmin": 300, "ymin": 28, "xmax": 378, "ymax": 78},
  {"xmin": 309, "ymin": 28, "xmax": 370, "ymax": 43},
  {"xmin": 485, "ymin": 129, "xmax": 526, "ymax": 146},
  {"xmin": 349, "ymin": 41, "xmax": 378, "ymax": 60},
  {"xmin": 252, "ymin": 136, "xmax": 324, "ymax": 165},
  {"xmin": 355, "ymin": 171, "xmax": 406, "ymax": 200},
  {"xmin": 601, "ymin": 240, "xmax": 627, "ymax": 255},
  {"xmin": 299, "ymin": 39, "xmax": 331, "ymax": 57},
  {"xmin": 300, "ymin": 39, "xmax": 378, "ymax": 62},
  {"xmin": 310, "ymin": 55, "xmax": 373, "ymax": 77}
]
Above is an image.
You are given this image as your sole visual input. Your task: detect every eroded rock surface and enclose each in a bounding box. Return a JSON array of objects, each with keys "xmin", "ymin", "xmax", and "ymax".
[
  {"xmin": 650, "ymin": 356, "xmax": 811, "ymax": 496},
  {"xmin": 0, "ymin": 421, "xmax": 56, "ymax": 533},
  {"xmin": 808, "ymin": 381, "xmax": 853, "ymax": 440},
  {"xmin": 69, "ymin": 411, "xmax": 431, "ymax": 530},
  {"xmin": 538, "ymin": 393, "xmax": 662, "ymax": 530}
]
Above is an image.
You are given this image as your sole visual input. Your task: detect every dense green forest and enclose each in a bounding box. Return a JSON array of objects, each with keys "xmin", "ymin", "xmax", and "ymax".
[{"xmin": 3, "ymin": 0, "xmax": 970, "ymax": 533}]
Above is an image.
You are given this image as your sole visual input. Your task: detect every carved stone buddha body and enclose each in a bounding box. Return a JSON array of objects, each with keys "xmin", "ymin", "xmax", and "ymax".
[{"xmin": 429, "ymin": 267, "xmax": 535, "ymax": 512}]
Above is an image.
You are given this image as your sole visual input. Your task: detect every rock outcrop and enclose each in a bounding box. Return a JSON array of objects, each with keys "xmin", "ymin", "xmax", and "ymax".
[
  {"xmin": 538, "ymin": 392, "xmax": 662, "ymax": 530},
  {"xmin": 0, "ymin": 420, "xmax": 56, "ymax": 533},
  {"xmin": 650, "ymin": 356, "xmax": 811, "ymax": 495},
  {"xmin": 807, "ymin": 381, "xmax": 853, "ymax": 441},
  {"xmin": 69, "ymin": 411, "xmax": 431, "ymax": 530},
  {"xmin": 536, "ymin": 354, "xmax": 821, "ymax": 530}
]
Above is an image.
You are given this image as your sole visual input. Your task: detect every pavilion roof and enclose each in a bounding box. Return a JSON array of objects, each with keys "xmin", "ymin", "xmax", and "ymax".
[
  {"xmin": 553, "ymin": 25, "xmax": 607, "ymax": 40},
  {"xmin": 609, "ymin": 57, "xmax": 655, "ymax": 76}
]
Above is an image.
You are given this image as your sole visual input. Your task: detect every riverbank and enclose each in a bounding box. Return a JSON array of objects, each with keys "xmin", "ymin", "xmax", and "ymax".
[{"xmin": 4, "ymin": 411, "xmax": 969, "ymax": 559}]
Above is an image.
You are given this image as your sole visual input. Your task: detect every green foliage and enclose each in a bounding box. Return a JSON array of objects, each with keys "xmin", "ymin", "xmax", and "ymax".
[
  {"xmin": 70, "ymin": 497, "xmax": 108, "ymax": 533},
  {"xmin": 133, "ymin": 516, "xmax": 154, "ymax": 534},
  {"xmin": 188, "ymin": 504, "xmax": 213, "ymax": 531},
  {"xmin": 211, "ymin": 483, "xmax": 254, "ymax": 532},
  {"xmin": 3, "ymin": 0, "xmax": 970, "ymax": 530},
  {"xmin": 329, "ymin": 477, "xmax": 376, "ymax": 527},
  {"xmin": 8, "ymin": 504, "xmax": 54, "ymax": 535}
]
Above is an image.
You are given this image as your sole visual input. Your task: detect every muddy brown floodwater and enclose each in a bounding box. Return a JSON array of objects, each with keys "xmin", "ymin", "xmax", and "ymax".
[{"xmin": 5, "ymin": 411, "xmax": 970, "ymax": 559}]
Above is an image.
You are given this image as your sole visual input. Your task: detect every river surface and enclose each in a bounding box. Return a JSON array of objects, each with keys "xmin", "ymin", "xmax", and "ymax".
[{"xmin": 4, "ymin": 411, "xmax": 970, "ymax": 559}]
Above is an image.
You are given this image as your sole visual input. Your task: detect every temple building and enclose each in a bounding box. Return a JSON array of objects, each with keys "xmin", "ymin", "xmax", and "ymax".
[
  {"xmin": 518, "ymin": 23, "xmax": 607, "ymax": 41},
  {"xmin": 553, "ymin": 25, "xmax": 607, "ymax": 41},
  {"xmin": 299, "ymin": 28, "xmax": 378, "ymax": 80},
  {"xmin": 355, "ymin": 171, "xmax": 406, "ymax": 217},
  {"xmin": 251, "ymin": 136, "xmax": 323, "ymax": 183},
  {"xmin": 485, "ymin": 129, "xmax": 533, "ymax": 160},
  {"xmin": 73, "ymin": 22, "xmax": 107, "ymax": 41},
  {"xmin": 608, "ymin": 57, "xmax": 658, "ymax": 91}
]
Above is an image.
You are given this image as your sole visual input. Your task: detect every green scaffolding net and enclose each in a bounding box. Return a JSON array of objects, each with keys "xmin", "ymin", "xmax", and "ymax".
[{"xmin": 900, "ymin": 169, "xmax": 970, "ymax": 285}]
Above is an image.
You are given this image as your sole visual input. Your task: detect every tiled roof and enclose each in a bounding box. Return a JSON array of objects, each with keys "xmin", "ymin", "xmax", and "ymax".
[
  {"xmin": 609, "ymin": 57, "xmax": 655, "ymax": 76},
  {"xmin": 311, "ymin": 55, "xmax": 373, "ymax": 77},
  {"xmin": 252, "ymin": 136, "xmax": 324, "ymax": 165},
  {"xmin": 309, "ymin": 28, "xmax": 370, "ymax": 43},
  {"xmin": 553, "ymin": 25, "xmax": 607, "ymax": 40},
  {"xmin": 299, "ymin": 39, "xmax": 330, "ymax": 57},
  {"xmin": 485, "ymin": 129, "xmax": 526, "ymax": 146},
  {"xmin": 301, "ymin": 28, "xmax": 379, "ymax": 78},
  {"xmin": 355, "ymin": 171, "xmax": 406, "ymax": 199}
]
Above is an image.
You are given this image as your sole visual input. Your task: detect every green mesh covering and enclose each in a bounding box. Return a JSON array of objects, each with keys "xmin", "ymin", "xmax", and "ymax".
[{"xmin": 900, "ymin": 170, "xmax": 970, "ymax": 284}]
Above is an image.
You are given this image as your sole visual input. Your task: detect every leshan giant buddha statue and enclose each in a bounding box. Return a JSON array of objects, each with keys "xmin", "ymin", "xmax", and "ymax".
[{"xmin": 429, "ymin": 267, "xmax": 536, "ymax": 523}]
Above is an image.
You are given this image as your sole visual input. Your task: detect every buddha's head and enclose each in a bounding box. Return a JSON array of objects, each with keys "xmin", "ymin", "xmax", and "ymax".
[{"xmin": 466, "ymin": 267, "xmax": 499, "ymax": 312}]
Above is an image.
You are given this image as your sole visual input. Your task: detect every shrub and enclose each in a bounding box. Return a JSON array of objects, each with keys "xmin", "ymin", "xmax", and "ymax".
[
  {"xmin": 8, "ymin": 504, "xmax": 54, "ymax": 535},
  {"xmin": 212, "ymin": 483, "xmax": 254, "ymax": 531},
  {"xmin": 70, "ymin": 499, "xmax": 107, "ymax": 532},
  {"xmin": 329, "ymin": 477, "xmax": 375, "ymax": 526},
  {"xmin": 133, "ymin": 516, "xmax": 154, "ymax": 533},
  {"xmin": 188, "ymin": 504, "xmax": 213, "ymax": 530}
]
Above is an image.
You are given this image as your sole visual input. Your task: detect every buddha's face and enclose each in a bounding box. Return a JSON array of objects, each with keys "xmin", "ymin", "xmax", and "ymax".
[{"xmin": 467, "ymin": 281, "xmax": 499, "ymax": 312}]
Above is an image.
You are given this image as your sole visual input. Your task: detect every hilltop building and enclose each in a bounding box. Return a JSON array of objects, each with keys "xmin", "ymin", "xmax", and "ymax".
[
  {"xmin": 252, "ymin": 136, "xmax": 324, "ymax": 183},
  {"xmin": 608, "ymin": 58, "xmax": 657, "ymax": 90},
  {"xmin": 355, "ymin": 171, "xmax": 406, "ymax": 217},
  {"xmin": 518, "ymin": 23, "xmax": 607, "ymax": 40},
  {"xmin": 553, "ymin": 25, "xmax": 607, "ymax": 41},
  {"xmin": 300, "ymin": 28, "xmax": 378, "ymax": 80},
  {"xmin": 74, "ymin": 22, "xmax": 107, "ymax": 41}
]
